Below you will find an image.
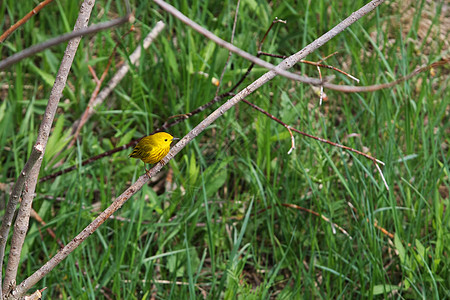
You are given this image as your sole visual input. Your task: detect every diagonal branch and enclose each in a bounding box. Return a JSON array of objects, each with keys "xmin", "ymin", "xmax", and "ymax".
[
  {"xmin": 154, "ymin": 0, "xmax": 449, "ymax": 93},
  {"xmin": 1, "ymin": 0, "xmax": 96, "ymax": 297},
  {"xmin": 9, "ymin": 1, "xmax": 385, "ymax": 296},
  {"xmin": 155, "ymin": 0, "xmax": 387, "ymax": 162},
  {"xmin": 154, "ymin": 0, "xmax": 386, "ymax": 89}
]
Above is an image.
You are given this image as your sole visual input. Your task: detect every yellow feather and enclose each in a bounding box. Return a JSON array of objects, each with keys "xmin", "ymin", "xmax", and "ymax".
[{"xmin": 129, "ymin": 132, "xmax": 177, "ymax": 165}]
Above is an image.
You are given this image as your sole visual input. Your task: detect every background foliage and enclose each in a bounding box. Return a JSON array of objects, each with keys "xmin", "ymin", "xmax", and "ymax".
[{"xmin": 1, "ymin": 0, "xmax": 449, "ymax": 298}]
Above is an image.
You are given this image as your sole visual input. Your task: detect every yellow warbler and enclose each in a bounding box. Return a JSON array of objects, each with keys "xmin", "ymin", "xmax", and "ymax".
[{"xmin": 129, "ymin": 132, "xmax": 178, "ymax": 173}]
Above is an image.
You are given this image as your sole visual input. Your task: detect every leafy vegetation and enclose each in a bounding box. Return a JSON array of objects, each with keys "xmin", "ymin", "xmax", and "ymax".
[{"xmin": 1, "ymin": 0, "xmax": 448, "ymax": 298}]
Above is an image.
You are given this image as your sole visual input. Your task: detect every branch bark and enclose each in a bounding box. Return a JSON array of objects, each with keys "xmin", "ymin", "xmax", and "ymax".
[
  {"xmin": 0, "ymin": 145, "xmax": 42, "ymax": 298},
  {"xmin": 153, "ymin": 0, "xmax": 386, "ymax": 90},
  {"xmin": 1, "ymin": 0, "xmax": 96, "ymax": 297},
  {"xmin": 8, "ymin": 0, "xmax": 385, "ymax": 297}
]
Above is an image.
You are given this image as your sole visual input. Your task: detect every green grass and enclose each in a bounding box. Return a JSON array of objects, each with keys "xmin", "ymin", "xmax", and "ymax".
[{"xmin": 1, "ymin": 0, "xmax": 449, "ymax": 299}]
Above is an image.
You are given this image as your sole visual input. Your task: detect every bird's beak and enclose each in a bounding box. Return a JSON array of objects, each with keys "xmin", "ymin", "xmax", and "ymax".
[{"xmin": 171, "ymin": 137, "xmax": 180, "ymax": 146}]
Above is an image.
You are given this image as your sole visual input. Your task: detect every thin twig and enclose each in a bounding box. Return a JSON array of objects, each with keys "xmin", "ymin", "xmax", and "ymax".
[
  {"xmin": 154, "ymin": 0, "xmax": 449, "ymax": 94},
  {"xmin": 2, "ymin": 1, "xmax": 96, "ymax": 297},
  {"xmin": 69, "ymin": 21, "xmax": 166, "ymax": 142},
  {"xmin": 228, "ymin": 18, "xmax": 286, "ymax": 91},
  {"xmin": 259, "ymin": 18, "xmax": 287, "ymax": 52},
  {"xmin": 10, "ymin": 1, "xmax": 385, "ymax": 296},
  {"xmin": 0, "ymin": 0, "xmax": 55, "ymax": 43},
  {"xmin": 323, "ymin": 59, "xmax": 449, "ymax": 92},
  {"xmin": 318, "ymin": 51, "xmax": 339, "ymax": 63},
  {"xmin": 0, "ymin": 15, "xmax": 133, "ymax": 70},
  {"xmin": 285, "ymin": 126, "xmax": 295, "ymax": 155},
  {"xmin": 215, "ymin": 0, "xmax": 241, "ymax": 98},
  {"xmin": 281, "ymin": 203, "xmax": 353, "ymax": 240},
  {"xmin": 241, "ymin": 99, "xmax": 384, "ymax": 165},
  {"xmin": 259, "ymin": 52, "xmax": 360, "ymax": 83},
  {"xmin": 68, "ymin": 25, "xmax": 136, "ymax": 149}
]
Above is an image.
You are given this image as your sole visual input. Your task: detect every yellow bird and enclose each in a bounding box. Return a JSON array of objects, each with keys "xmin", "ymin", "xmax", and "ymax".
[{"xmin": 129, "ymin": 132, "xmax": 178, "ymax": 174}]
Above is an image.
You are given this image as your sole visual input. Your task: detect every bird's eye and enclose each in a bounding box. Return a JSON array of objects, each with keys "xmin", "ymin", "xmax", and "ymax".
[{"xmin": 165, "ymin": 139, "xmax": 168, "ymax": 141}]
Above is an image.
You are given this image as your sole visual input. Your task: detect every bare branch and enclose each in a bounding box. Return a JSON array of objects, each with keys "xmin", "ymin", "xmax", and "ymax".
[
  {"xmin": 0, "ymin": 144, "xmax": 42, "ymax": 297},
  {"xmin": 154, "ymin": 0, "xmax": 386, "ymax": 89},
  {"xmin": 2, "ymin": 0, "xmax": 96, "ymax": 297}
]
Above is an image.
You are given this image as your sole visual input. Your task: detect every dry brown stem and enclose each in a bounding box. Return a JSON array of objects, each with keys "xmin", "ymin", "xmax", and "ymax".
[{"xmin": 0, "ymin": 0, "xmax": 55, "ymax": 43}]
